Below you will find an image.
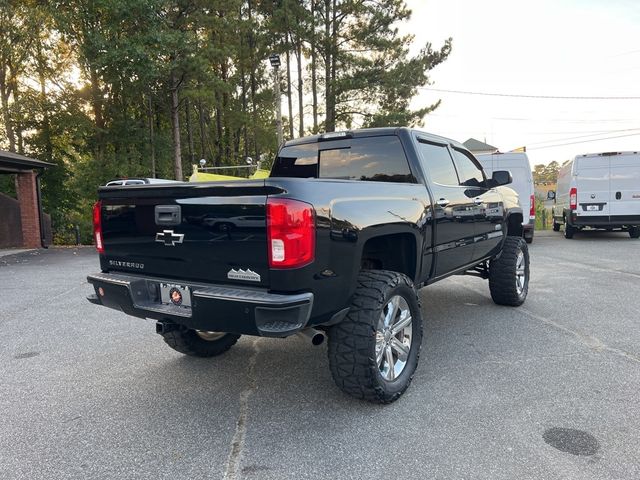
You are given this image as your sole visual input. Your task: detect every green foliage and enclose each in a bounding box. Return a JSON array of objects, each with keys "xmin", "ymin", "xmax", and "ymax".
[
  {"xmin": 0, "ymin": 0, "xmax": 451, "ymax": 244},
  {"xmin": 532, "ymin": 161, "xmax": 560, "ymax": 185},
  {"xmin": 534, "ymin": 194, "xmax": 552, "ymax": 230},
  {"xmin": 0, "ymin": 173, "xmax": 15, "ymax": 198}
]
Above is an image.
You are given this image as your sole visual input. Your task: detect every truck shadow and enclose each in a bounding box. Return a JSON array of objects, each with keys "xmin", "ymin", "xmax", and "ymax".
[{"xmin": 138, "ymin": 279, "xmax": 515, "ymax": 413}]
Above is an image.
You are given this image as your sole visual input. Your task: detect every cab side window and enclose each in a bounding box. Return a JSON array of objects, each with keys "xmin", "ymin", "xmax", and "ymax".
[
  {"xmin": 416, "ymin": 141, "xmax": 459, "ymax": 186},
  {"xmin": 452, "ymin": 149, "xmax": 485, "ymax": 187}
]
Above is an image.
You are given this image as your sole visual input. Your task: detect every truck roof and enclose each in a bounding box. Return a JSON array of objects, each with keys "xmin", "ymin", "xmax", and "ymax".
[{"xmin": 283, "ymin": 127, "xmax": 468, "ymax": 152}]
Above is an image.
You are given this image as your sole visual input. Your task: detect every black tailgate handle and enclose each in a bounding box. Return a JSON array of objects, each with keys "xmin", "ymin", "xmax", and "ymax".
[
  {"xmin": 155, "ymin": 205, "xmax": 181, "ymax": 226},
  {"xmin": 616, "ymin": 191, "xmax": 622, "ymax": 200}
]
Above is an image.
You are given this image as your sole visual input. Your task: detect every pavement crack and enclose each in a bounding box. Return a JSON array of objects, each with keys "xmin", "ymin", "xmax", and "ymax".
[
  {"xmin": 51, "ymin": 282, "xmax": 87, "ymax": 300},
  {"xmin": 538, "ymin": 255, "xmax": 640, "ymax": 280},
  {"xmin": 519, "ymin": 307, "xmax": 640, "ymax": 364},
  {"xmin": 451, "ymin": 278, "xmax": 640, "ymax": 365},
  {"xmin": 222, "ymin": 338, "xmax": 260, "ymax": 480}
]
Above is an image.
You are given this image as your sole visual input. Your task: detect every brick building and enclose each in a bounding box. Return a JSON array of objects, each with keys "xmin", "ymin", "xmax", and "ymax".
[{"xmin": 0, "ymin": 150, "xmax": 53, "ymax": 249}]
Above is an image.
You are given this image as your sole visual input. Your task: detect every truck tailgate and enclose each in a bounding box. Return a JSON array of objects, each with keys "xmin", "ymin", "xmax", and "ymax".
[{"xmin": 98, "ymin": 181, "xmax": 282, "ymax": 287}]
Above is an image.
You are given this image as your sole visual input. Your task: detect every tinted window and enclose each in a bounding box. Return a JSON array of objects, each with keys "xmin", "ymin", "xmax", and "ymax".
[
  {"xmin": 417, "ymin": 141, "xmax": 459, "ymax": 185},
  {"xmin": 270, "ymin": 143, "xmax": 319, "ymax": 178},
  {"xmin": 452, "ymin": 149, "xmax": 484, "ymax": 186},
  {"xmin": 271, "ymin": 136, "xmax": 415, "ymax": 183},
  {"xmin": 320, "ymin": 136, "xmax": 414, "ymax": 182}
]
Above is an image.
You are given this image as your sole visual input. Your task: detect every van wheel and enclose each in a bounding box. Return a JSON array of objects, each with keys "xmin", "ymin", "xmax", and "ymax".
[
  {"xmin": 328, "ymin": 270, "xmax": 423, "ymax": 404},
  {"xmin": 564, "ymin": 222, "xmax": 575, "ymax": 239},
  {"xmin": 161, "ymin": 328, "xmax": 240, "ymax": 357},
  {"xmin": 489, "ymin": 236, "xmax": 529, "ymax": 306},
  {"xmin": 630, "ymin": 226, "xmax": 640, "ymax": 239},
  {"xmin": 552, "ymin": 220, "xmax": 560, "ymax": 232}
]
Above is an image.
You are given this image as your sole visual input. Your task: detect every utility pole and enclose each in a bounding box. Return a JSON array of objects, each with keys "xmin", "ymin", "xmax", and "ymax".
[{"xmin": 269, "ymin": 54, "xmax": 283, "ymax": 147}]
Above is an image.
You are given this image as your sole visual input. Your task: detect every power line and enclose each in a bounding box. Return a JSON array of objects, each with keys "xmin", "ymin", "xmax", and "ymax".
[
  {"xmin": 527, "ymin": 132, "xmax": 640, "ymax": 150},
  {"xmin": 420, "ymin": 87, "xmax": 640, "ymax": 100},
  {"xmin": 526, "ymin": 127, "xmax": 640, "ymax": 147}
]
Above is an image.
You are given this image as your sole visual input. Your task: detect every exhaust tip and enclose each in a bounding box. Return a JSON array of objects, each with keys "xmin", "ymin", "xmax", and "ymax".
[
  {"xmin": 311, "ymin": 332, "xmax": 326, "ymax": 346},
  {"xmin": 296, "ymin": 328, "xmax": 326, "ymax": 346},
  {"xmin": 156, "ymin": 322, "xmax": 178, "ymax": 335}
]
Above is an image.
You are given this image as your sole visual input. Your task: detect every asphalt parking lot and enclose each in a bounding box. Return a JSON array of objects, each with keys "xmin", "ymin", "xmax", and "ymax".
[{"xmin": 1, "ymin": 232, "xmax": 639, "ymax": 480}]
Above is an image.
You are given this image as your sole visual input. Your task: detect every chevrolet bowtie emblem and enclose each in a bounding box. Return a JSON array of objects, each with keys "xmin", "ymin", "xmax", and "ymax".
[{"xmin": 155, "ymin": 230, "xmax": 184, "ymax": 246}]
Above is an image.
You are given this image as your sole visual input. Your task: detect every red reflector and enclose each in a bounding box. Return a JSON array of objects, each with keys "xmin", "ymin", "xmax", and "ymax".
[
  {"xmin": 93, "ymin": 200, "xmax": 105, "ymax": 254},
  {"xmin": 266, "ymin": 198, "xmax": 315, "ymax": 269},
  {"xmin": 569, "ymin": 187, "xmax": 577, "ymax": 210},
  {"xmin": 530, "ymin": 194, "xmax": 535, "ymax": 217}
]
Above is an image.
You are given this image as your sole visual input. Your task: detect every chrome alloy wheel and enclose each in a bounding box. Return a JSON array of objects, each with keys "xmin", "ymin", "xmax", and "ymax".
[
  {"xmin": 375, "ymin": 295, "xmax": 413, "ymax": 381},
  {"xmin": 196, "ymin": 331, "xmax": 226, "ymax": 341},
  {"xmin": 515, "ymin": 250, "xmax": 526, "ymax": 295}
]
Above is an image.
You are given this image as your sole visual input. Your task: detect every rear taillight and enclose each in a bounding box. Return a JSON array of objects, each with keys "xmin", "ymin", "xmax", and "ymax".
[
  {"xmin": 569, "ymin": 187, "xmax": 577, "ymax": 210},
  {"xmin": 266, "ymin": 198, "xmax": 315, "ymax": 269},
  {"xmin": 93, "ymin": 200, "xmax": 104, "ymax": 254},
  {"xmin": 530, "ymin": 194, "xmax": 535, "ymax": 218}
]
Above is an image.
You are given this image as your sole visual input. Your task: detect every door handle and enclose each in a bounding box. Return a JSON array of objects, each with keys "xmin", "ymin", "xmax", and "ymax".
[
  {"xmin": 616, "ymin": 191, "xmax": 622, "ymax": 200},
  {"xmin": 473, "ymin": 197, "xmax": 483, "ymax": 205},
  {"xmin": 436, "ymin": 198, "xmax": 450, "ymax": 207}
]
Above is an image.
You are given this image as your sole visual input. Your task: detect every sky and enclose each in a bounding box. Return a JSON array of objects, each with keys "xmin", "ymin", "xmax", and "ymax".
[{"xmin": 403, "ymin": 0, "xmax": 640, "ymax": 166}]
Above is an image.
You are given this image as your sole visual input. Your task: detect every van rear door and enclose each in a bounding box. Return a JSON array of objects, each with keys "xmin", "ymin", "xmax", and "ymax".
[
  {"xmin": 575, "ymin": 156, "xmax": 610, "ymax": 218},
  {"xmin": 609, "ymin": 153, "xmax": 640, "ymax": 219}
]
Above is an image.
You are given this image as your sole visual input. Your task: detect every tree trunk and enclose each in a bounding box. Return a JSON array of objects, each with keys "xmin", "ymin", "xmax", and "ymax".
[
  {"xmin": 296, "ymin": 38, "xmax": 304, "ymax": 136},
  {"xmin": 221, "ymin": 60, "xmax": 231, "ymax": 161},
  {"xmin": 240, "ymin": 56, "xmax": 249, "ymax": 160},
  {"xmin": 310, "ymin": 0, "xmax": 318, "ymax": 133},
  {"xmin": 285, "ymin": 46, "xmax": 294, "ymax": 139},
  {"xmin": 247, "ymin": 0, "xmax": 259, "ymax": 161},
  {"xmin": 148, "ymin": 95, "xmax": 156, "ymax": 178},
  {"xmin": 330, "ymin": 0, "xmax": 337, "ymax": 130},
  {"xmin": 324, "ymin": 0, "xmax": 335, "ymax": 132},
  {"xmin": 38, "ymin": 51, "xmax": 52, "ymax": 163},
  {"xmin": 8, "ymin": 64, "xmax": 23, "ymax": 153},
  {"xmin": 198, "ymin": 100, "xmax": 207, "ymax": 161},
  {"xmin": 215, "ymin": 92, "xmax": 223, "ymax": 166},
  {"xmin": 185, "ymin": 98, "xmax": 195, "ymax": 165},
  {"xmin": 0, "ymin": 68, "xmax": 16, "ymax": 152},
  {"xmin": 170, "ymin": 71, "xmax": 183, "ymax": 181},
  {"xmin": 88, "ymin": 68, "xmax": 106, "ymax": 166}
]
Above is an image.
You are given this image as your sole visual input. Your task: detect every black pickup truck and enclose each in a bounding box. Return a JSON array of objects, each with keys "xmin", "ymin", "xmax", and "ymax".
[{"xmin": 87, "ymin": 128, "xmax": 529, "ymax": 403}]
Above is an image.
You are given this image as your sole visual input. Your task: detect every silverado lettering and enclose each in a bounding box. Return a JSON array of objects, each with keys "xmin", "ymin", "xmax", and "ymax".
[{"xmin": 108, "ymin": 260, "xmax": 145, "ymax": 270}]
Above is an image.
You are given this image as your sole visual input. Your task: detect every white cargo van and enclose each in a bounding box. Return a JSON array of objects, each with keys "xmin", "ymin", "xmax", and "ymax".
[
  {"xmin": 550, "ymin": 151, "xmax": 640, "ymax": 239},
  {"xmin": 476, "ymin": 152, "xmax": 535, "ymax": 243}
]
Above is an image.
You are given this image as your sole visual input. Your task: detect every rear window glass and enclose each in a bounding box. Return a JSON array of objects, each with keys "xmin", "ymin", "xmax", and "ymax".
[{"xmin": 271, "ymin": 136, "xmax": 415, "ymax": 183}]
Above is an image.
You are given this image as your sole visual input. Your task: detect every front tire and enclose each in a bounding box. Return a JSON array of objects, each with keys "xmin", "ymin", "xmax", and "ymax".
[
  {"xmin": 630, "ymin": 226, "xmax": 640, "ymax": 239},
  {"xmin": 489, "ymin": 236, "xmax": 529, "ymax": 306},
  {"xmin": 161, "ymin": 328, "xmax": 240, "ymax": 357},
  {"xmin": 328, "ymin": 270, "xmax": 423, "ymax": 404}
]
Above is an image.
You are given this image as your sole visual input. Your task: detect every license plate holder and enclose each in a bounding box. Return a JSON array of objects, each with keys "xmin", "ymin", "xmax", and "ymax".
[
  {"xmin": 586, "ymin": 205, "xmax": 599, "ymax": 211},
  {"xmin": 159, "ymin": 283, "xmax": 192, "ymax": 308}
]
